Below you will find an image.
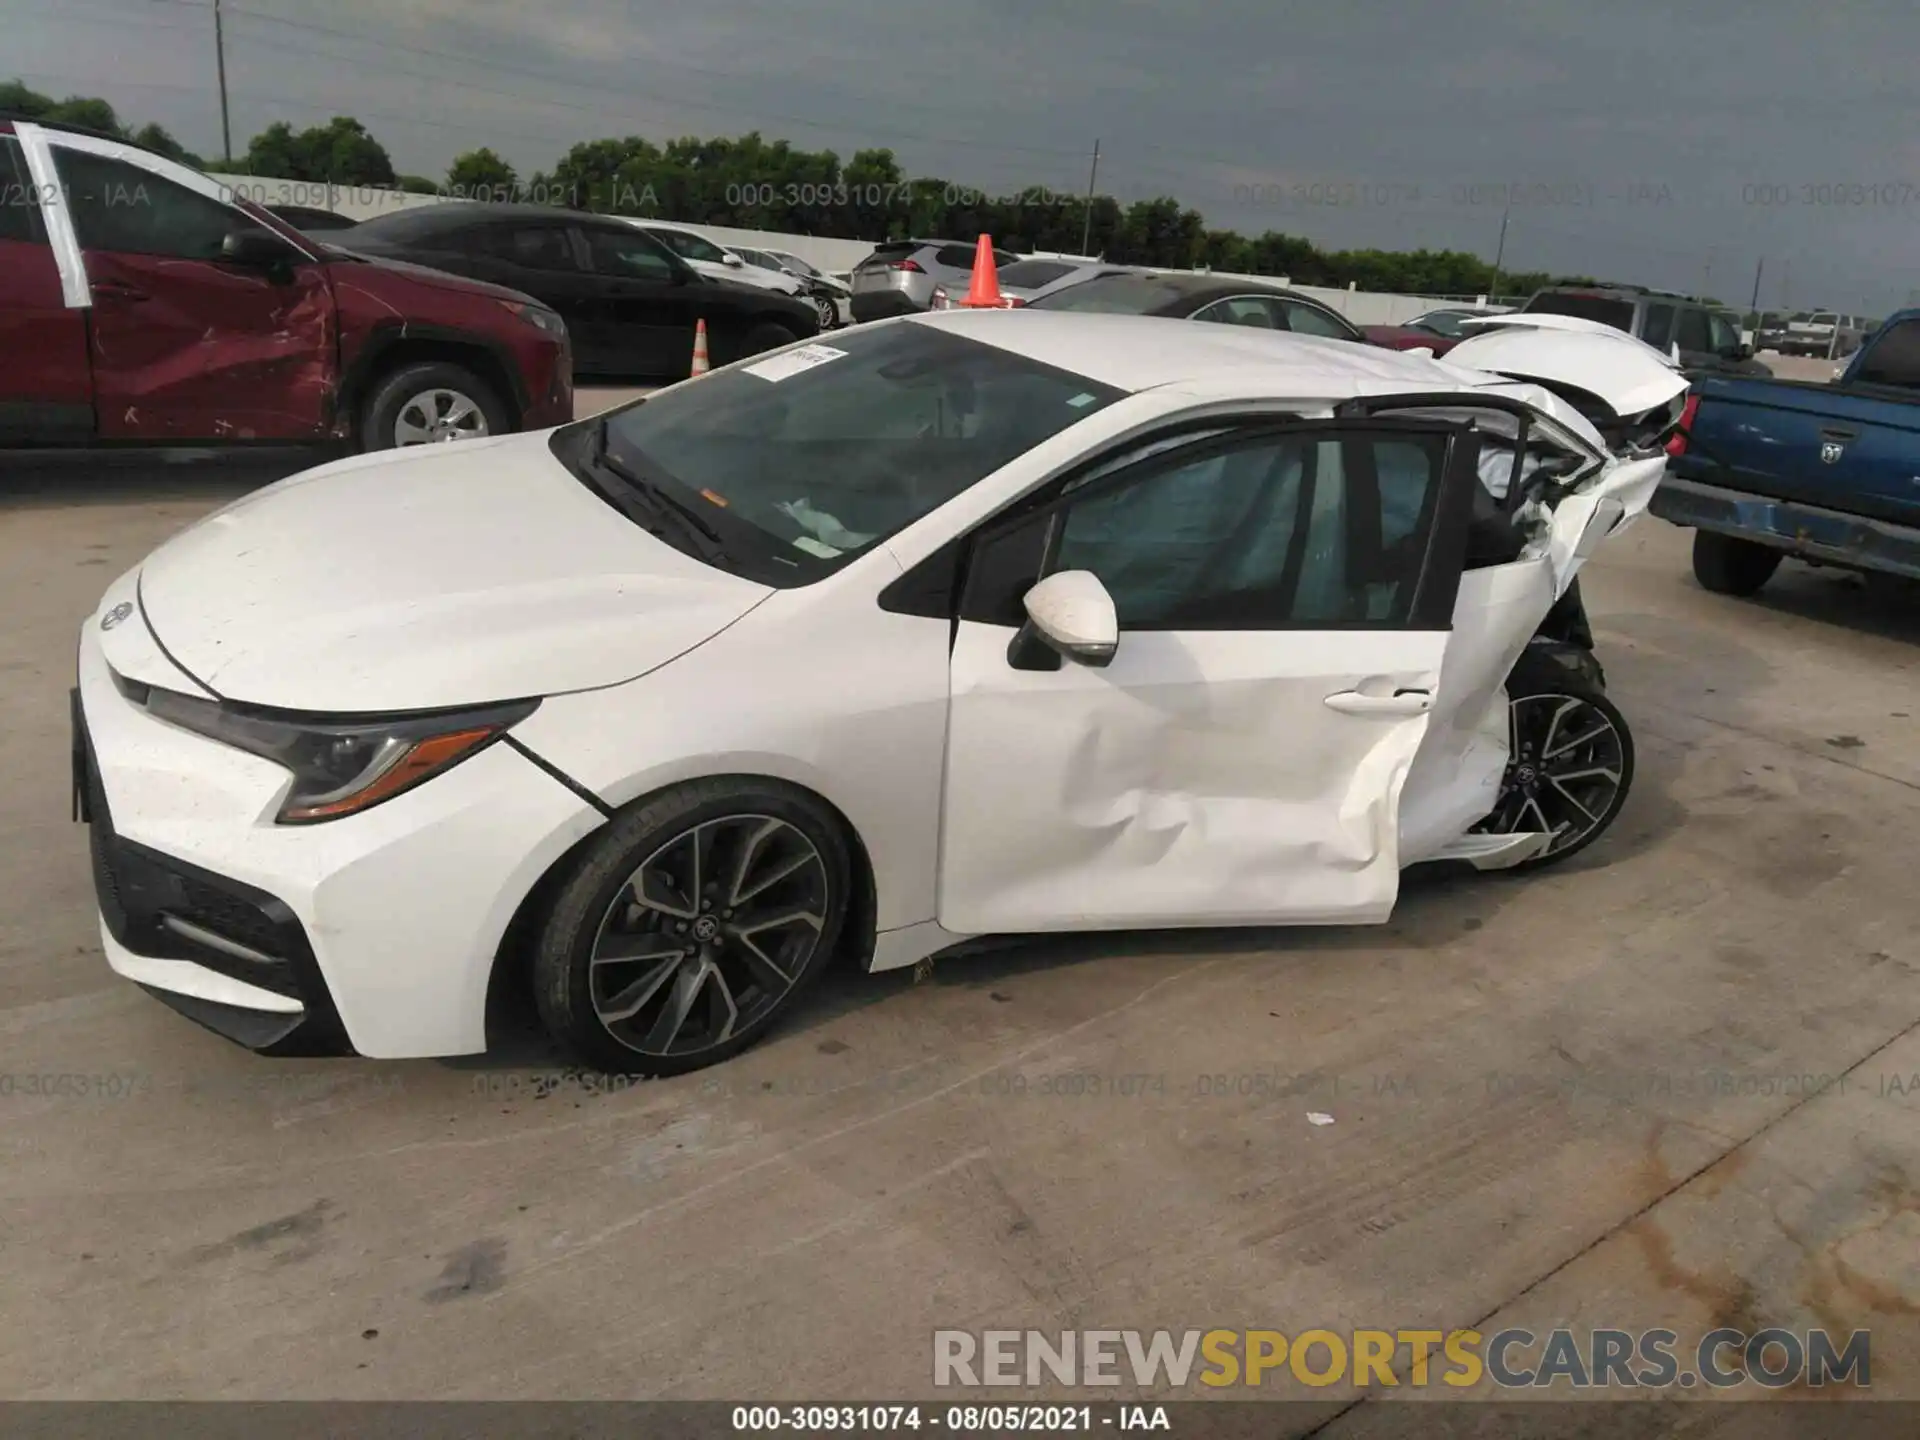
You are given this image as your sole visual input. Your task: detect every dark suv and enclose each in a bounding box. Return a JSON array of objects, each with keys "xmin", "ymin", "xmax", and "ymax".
[
  {"xmin": 1521, "ymin": 285, "xmax": 1772, "ymax": 378},
  {"xmin": 1, "ymin": 116, "xmax": 573, "ymax": 450}
]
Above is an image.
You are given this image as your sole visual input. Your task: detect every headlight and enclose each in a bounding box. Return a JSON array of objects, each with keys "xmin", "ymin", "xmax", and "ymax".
[
  {"xmin": 127, "ymin": 679, "xmax": 537, "ymax": 824},
  {"xmin": 501, "ymin": 300, "xmax": 568, "ymax": 340}
]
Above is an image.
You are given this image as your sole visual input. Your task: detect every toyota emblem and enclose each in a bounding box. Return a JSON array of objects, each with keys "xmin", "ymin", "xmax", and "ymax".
[{"xmin": 100, "ymin": 601, "xmax": 134, "ymax": 631}]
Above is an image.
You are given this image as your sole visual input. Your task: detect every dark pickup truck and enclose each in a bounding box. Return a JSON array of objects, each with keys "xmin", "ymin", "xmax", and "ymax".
[{"xmin": 1655, "ymin": 309, "xmax": 1920, "ymax": 595}]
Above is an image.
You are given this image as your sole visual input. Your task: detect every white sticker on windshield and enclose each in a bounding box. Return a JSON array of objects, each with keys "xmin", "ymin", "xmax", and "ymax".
[
  {"xmin": 743, "ymin": 344, "xmax": 848, "ymax": 383},
  {"xmin": 1066, "ymin": 392, "xmax": 1098, "ymax": 407},
  {"xmin": 792, "ymin": 536, "xmax": 842, "ymax": 559}
]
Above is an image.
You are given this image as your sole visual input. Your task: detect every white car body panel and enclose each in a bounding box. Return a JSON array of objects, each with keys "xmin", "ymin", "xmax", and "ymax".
[
  {"xmin": 939, "ymin": 624, "xmax": 1447, "ymax": 932},
  {"xmin": 133, "ymin": 435, "xmax": 772, "ymax": 711},
  {"xmin": 77, "ymin": 624, "xmax": 603, "ymax": 1057},
  {"xmin": 76, "ymin": 312, "xmax": 1673, "ymax": 1053},
  {"xmin": 1444, "ymin": 322, "xmax": 1690, "ymax": 418}
]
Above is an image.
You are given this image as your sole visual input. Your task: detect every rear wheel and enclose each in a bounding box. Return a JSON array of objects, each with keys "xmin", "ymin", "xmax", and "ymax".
[
  {"xmin": 1471, "ymin": 665, "xmax": 1635, "ymax": 871},
  {"xmin": 1692, "ymin": 530, "xmax": 1782, "ymax": 597},
  {"xmin": 533, "ymin": 778, "xmax": 852, "ymax": 1076},
  {"xmin": 360, "ymin": 361, "xmax": 510, "ymax": 451}
]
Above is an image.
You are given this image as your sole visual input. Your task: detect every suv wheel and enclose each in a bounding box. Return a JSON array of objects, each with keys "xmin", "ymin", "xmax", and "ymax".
[{"xmin": 361, "ymin": 362, "xmax": 510, "ymax": 451}]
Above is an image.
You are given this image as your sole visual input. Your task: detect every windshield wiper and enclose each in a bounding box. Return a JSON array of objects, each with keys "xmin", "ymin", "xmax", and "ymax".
[{"xmin": 583, "ymin": 417, "xmax": 729, "ymax": 557}]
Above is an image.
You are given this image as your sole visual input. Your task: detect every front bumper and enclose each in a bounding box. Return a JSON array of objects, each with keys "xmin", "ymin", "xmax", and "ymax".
[
  {"xmin": 1652, "ymin": 473, "xmax": 1920, "ymax": 579},
  {"xmin": 73, "ymin": 614, "xmax": 604, "ymax": 1058}
]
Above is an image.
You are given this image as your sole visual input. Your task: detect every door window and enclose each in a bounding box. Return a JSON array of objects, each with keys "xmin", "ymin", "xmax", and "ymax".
[
  {"xmin": 1707, "ymin": 312, "xmax": 1743, "ymax": 353},
  {"xmin": 582, "ymin": 226, "xmax": 677, "ymax": 280},
  {"xmin": 1673, "ymin": 308, "xmax": 1712, "ymax": 354},
  {"xmin": 1193, "ymin": 296, "xmax": 1279, "ymax": 327},
  {"xmin": 1279, "ymin": 299, "xmax": 1361, "ymax": 341},
  {"xmin": 0, "ymin": 138, "xmax": 48, "ymax": 244},
  {"xmin": 968, "ymin": 427, "xmax": 1449, "ymax": 630},
  {"xmin": 648, "ymin": 227, "xmax": 731, "ymax": 264},
  {"xmin": 470, "ymin": 222, "xmax": 580, "ymax": 271},
  {"xmin": 53, "ymin": 148, "xmax": 236, "ymax": 260},
  {"xmin": 1640, "ymin": 304, "xmax": 1675, "ymax": 351}
]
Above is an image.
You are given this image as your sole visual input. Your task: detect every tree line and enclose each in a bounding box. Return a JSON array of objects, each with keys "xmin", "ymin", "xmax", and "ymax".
[{"xmin": 3, "ymin": 80, "xmax": 1591, "ymax": 296}]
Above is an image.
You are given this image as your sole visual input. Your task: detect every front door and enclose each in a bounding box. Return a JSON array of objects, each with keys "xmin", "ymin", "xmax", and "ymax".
[
  {"xmin": 47, "ymin": 138, "xmax": 334, "ymax": 442},
  {"xmin": 937, "ymin": 418, "xmax": 1480, "ymax": 935},
  {"xmin": 577, "ymin": 224, "xmax": 701, "ymax": 378}
]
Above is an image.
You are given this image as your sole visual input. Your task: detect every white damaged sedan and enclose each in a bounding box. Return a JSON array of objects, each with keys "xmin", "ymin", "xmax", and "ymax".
[{"xmin": 73, "ymin": 310, "xmax": 1688, "ymax": 1074}]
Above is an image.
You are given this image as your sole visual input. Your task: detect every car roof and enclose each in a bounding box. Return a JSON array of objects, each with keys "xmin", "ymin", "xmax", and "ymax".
[{"xmin": 903, "ymin": 309, "xmax": 1487, "ymax": 399}]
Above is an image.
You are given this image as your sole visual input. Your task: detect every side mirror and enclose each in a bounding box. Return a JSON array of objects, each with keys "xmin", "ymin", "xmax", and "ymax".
[
  {"xmin": 221, "ymin": 226, "xmax": 294, "ymax": 273},
  {"xmin": 1017, "ymin": 570, "xmax": 1118, "ymax": 668},
  {"xmin": 722, "ymin": 252, "xmax": 744, "ymax": 267}
]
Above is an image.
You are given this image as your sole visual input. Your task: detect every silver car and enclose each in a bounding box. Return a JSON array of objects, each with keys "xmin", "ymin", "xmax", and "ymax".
[
  {"xmin": 734, "ymin": 246, "xmax": 851, "ymax": 328},
  {"xmin": 848, "ymin": 238, "xmax": 1018, "ymax": 321}
]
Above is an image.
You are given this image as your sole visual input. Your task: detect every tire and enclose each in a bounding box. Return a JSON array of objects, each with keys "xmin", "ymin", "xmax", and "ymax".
[
  {"xmin": 1470, "ymin": 659, "xmax": 1636, "ymax": 872},
  {"xmin": 812, "ymin": 295, "xmax": 838, "ymax": 329},
  {"xmin": 740, "ymin": 322, "xmax": 799, "ymax": 360},
  {"xmin": 1692, "ymin": 530, "xmax": 1782, "ymax": 597},
  {"xmin": 359, "ymin": 361, "xmax": 510, "ymax": 452},
  {"xmin": 533, "ymin": 777, "xmax": 854, "ymax": 1076}
]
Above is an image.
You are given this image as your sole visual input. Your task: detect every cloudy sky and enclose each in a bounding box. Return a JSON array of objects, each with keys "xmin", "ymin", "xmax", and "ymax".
[{"xmin": 9, "ymin": 0, "xmax": 1919, "ymax": 312}]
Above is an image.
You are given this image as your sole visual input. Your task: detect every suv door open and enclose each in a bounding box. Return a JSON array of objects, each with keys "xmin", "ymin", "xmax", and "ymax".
[
  {"xmin": 937, "ymin": 418, "xmax": 1487, "ymax": 935},
  {"xmin": 34, "ymin": 125, "xmax": 333, "ymax": 441}
]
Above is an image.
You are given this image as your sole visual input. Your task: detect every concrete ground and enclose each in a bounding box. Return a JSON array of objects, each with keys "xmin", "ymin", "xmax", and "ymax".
[{"xmin": 1, "ymin": 390, "xmax": 1916, "ymax": 1420}]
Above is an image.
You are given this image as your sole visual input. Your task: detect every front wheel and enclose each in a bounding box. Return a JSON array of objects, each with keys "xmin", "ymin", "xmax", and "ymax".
[
  {"xmin": 813, "ymin": 295, "xmax": 838, "ymax": 329},
  {"xmin": 359, "ymin": 361, "xmax": 510, "ymax": 451},
  {"xmin": 533, "ymin": 778, "xmax": 853, "ymax": 1076},
  {"xmin": 1470, "ymin": 668, "xmax": 1635, "ymax": 871}
]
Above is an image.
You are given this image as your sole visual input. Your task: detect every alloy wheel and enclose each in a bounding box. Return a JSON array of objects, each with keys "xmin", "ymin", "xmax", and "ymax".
[
  {"xmin": 587, "ymin": 815, "xmax": 831, "ymax": 1059},
  {"xmin": 1475, "ymin": 692, "xmax": 1628, "ymax": 858},
  {"xmin": 815, "ymin": 295, "xmax": 837, "ymax": 328},
  {"xmin": 393, "ymin": 388, "xmax": 490, "ymax": 446}
]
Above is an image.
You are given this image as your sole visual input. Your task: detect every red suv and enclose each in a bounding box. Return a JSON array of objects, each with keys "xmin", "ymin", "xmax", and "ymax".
[{"xmin": 1, "ymin": 118, "xmax": 572, "ymax": 451}]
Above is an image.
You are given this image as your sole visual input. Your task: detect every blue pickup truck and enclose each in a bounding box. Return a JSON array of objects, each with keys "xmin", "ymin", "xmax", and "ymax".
[{"xmin": 1654, "ymin": 309, "xmax": 1920, "ymax": 595}]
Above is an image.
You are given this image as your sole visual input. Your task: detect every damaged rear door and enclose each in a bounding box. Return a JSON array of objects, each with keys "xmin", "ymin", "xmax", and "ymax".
[
  {"xmin": 937, "ymin": 416, "xmax": 1482, "ymax": 935},
  {"xmin": 41, "ymin": 131, "xmax": 334, "ymax": 442}
]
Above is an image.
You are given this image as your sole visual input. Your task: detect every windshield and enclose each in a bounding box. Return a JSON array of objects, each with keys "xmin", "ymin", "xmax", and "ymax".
[
  {"xmin": 1523, "ymin": 292, "xmax": 1637, "ymax": 332},
  {"xmin": 1410, "ymin": 311, "xmax": 1471, "ymax": 337},
  {"xmin": 579, "ymin": 322, "xmax": 1124, "ymax": 583},
  {"xmin": 1028, "ymin": 274, "xmax": 1196, "ymax": 314}
]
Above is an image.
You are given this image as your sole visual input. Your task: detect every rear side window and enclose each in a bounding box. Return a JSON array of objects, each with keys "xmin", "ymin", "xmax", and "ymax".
[
  {"xmin": 1640, "ymin": 304, "xmax": 1675, "ymax": 350},
  {"xmin": 648, "ymin": 227, "xmax": 729, "ymax": 264},
  {"xmin": 1853, "ymin": 320, "xmax": 1920, "ymax": 391},
  {"xmin": 934, "ymin": 245, "xmax": 980, "ymax": 270},
  {"xmin": 0, "ymin": 138, "xmax": 48, "ymax": 244},
  {"xmin": 1524, "ymin": 292, "xmax": 1637, "ymax": 332},
  {"xmin": 53, "ymin": 148, "xmax": 236, "ymax": 260}
]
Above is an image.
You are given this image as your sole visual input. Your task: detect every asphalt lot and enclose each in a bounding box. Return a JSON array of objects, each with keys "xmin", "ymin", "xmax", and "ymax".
[{"xmin": 1, "ymin": 380, "xmax": 1917, "ymax": 1417}]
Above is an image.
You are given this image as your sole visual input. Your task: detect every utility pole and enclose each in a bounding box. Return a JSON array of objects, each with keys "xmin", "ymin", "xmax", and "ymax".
[
  {"xmin": 1701, "ymin": 249, "xmax": 1713, "ymax": 299},
  {"xmin": 213, "ymin": 0, "xmax": 233, "ymax": 166},
  {"xmin": 1079, "ymin": 138, "xmax": 1101, "ymax": 257},
  {"xmin": 1748, "ymin": 256, "xmax": 1764, "ymax": 318},
  {"xmin": 1487, "ymin": 204, "xmax": 1510, "ymax": 302}
]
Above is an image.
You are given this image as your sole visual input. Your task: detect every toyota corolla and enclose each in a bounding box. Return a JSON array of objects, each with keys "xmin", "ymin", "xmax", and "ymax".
[{"xmin": 73, "ymin": 311, "xmax": 1687, "ymax": 1074}]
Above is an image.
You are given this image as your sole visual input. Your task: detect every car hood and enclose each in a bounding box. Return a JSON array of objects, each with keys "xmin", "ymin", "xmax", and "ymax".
[
  {"xmin": 134, "ymin": 432, "xmax": 772, "ymax": 713},
  {"xmin": 1441, "ymin": 323, "xmax": 1690, "ymax": 419}
]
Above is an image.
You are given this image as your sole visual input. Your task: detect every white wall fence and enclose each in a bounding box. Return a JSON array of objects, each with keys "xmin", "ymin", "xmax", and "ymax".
[{"xmin": 211, "ymin": 174, "xmax": 1501, "ymax": 325}]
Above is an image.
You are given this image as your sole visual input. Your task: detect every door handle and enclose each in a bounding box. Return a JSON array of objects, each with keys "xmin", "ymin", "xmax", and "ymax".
[
  {"xmin": 1820, "ymin": 427, "xmax": 1858, "ymax": 441},
  {"xmin": 92, "ymin": 282, "xmax": 149, "ymax": 302},
  {"xmin": 1324, "ymin": 688, "xmax": 1432, "ymax": 717}
]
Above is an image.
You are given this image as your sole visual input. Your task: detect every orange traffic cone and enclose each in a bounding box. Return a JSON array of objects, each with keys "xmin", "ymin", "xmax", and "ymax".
[
  {"xmin": 960, "ymin": 235, "xmax": 1014, "ymax": 308},
  {"xmin": 690, "ymin": 318, "xmax": 710, "ymax": 376}
]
